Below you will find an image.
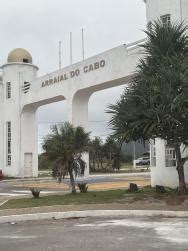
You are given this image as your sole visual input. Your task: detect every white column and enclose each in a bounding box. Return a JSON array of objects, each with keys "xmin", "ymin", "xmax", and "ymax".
[
  {"xmin": 155, "ymin": 138, "xmax": 166, "ymax": 168},
  {"xmin": 0, "ymin": 82, "xmax": 3, "ymax": 170},
  {"xmin": 0, "ymin": 121, "xmax": 3, "ymax": 171},
  {"xmin": 20, "ymin": 105, "xmax": 38, "ymax": 177},
  {"xmin": 150, "ymin": 138, "xmax": 166, "ymax": 187},
  {"xmin": 68, "ymin": 90, "xmax": 92, "ymax": 177},
  {"xmin": 68, "ymin": 92, "xmax": 90, "ymax": 130}
]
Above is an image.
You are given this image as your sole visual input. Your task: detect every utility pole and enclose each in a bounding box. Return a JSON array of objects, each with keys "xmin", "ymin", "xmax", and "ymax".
[
  {"xmin": 81, "ymin": 28, "xmax": 85, "ymax": 60},
  {"xmin": 59, "ymin": 41, "xmax": 62, "ymax": 69},
  {"xmin": 70, "ymin": 32, "xmax": 73, "ymax": 65}
]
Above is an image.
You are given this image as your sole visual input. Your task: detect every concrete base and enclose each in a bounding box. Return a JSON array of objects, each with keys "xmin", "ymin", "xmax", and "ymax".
[{"xmin": 151, "ymin": 166, "xmax": 188, "ymax": 188}]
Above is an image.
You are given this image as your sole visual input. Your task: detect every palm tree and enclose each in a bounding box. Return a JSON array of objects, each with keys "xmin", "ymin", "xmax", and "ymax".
[
  {"xmin": 42, "ymin": 122, "xmax": 90, "ymax": 193},
  {"xmin": 108, "ymin": 21, "xmax": 188, "ymax": 194},
  {"xmin": 89, "ymin": 137, "xmax": 104, "ymax": 170},
  {"xmin": 89, "ymin": 136, "xmax": 122, "ymax": 171},
  {"xmin": 103, "ymin": 136, "xmax": 122, "ymax": 171}
]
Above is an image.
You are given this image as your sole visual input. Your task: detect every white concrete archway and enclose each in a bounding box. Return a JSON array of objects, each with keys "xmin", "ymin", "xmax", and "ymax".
[{"xmin": 0, "ymin": 42, "xmax": 143, "ymax": 177}]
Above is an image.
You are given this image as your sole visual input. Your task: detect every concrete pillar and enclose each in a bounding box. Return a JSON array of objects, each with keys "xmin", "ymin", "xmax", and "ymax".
[
  {"xmin": 68, "ymin": 90, "xmax": 92, "ymax": 177},
  {"xmin": 155, "ymin": 138, "xmax": 166, "ymax": 168},
  {"xmin": 0, "ymin": 82, "xmax": 3, "ymax": 170},
  {"xmin": 20, "ymin": 105, "xmax": 38, "ymax": 177},
  {"xmin": 0, "ymin": 122, "xmax": 3, "ymax": 171}
]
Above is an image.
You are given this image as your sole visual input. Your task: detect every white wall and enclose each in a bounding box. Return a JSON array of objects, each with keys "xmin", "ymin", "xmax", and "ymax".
[
  {"xmin": 23, "ymin": 44, "xmax": 142, "ymax": 109},
  {"xmin": 0, "ymin": 121, "xmax": 3, "ymax": 171},
  {"xmin": 146, "ymin": 0, "xmax": 182, "ymax": 23},
  {"xmin": 151, "ymin": 166, "xmax": 188, "ymax": 188},
  {"xmin": 182, "ymin": 0, "xmax": 188, "ymax": 24},
  {"xmin": 0, "ymin": 81, "xmax": 3, "ymax": 170},
  {"xmin": 151, "ymin": 140, "xmax": 188, "ymax": 188}
]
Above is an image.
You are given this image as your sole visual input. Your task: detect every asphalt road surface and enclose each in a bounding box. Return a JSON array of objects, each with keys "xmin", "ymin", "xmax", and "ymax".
[{"xmin": 0, "ymin": 216, "xmax": 188, "ymax": 251}]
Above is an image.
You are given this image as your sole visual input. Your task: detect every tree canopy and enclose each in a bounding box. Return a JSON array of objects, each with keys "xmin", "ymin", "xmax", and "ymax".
[
  {"xmin": 89, "ymin": 136, "xmax": 122, "ymax": 172},
  {"xmin": 107, "ymin": 21, "xmax": 188, "ymax": 193},
  {"xmin": 42, "ymin": 122, "xmax": 90, "ymax": 193}
]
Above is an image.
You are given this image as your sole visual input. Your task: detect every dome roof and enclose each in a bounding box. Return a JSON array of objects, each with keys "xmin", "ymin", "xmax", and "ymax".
[{"xmin": 7, "ymin": 48, "xmax": 32, "ymax": 64}]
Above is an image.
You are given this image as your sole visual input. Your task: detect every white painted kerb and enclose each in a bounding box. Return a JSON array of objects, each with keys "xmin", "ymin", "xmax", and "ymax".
[{"xmin": 1, "ymin": 210, "xmax": 188, "ymax": 224}]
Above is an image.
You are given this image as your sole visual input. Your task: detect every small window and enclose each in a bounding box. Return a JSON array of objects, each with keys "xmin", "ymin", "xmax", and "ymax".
[
  {"xmin": 6, "ymin": 121, "xmax": 11, "ymax": 166},
  {"xmin": 23, "ymin": 58, "xmax": 29, "ymax": 63},
  {"xmin": 166, "ymin": 147, "xmax": 176, "ymax": 167},
  {"xmin": 6, "ymin": 82, "xmax": 11, "ymax": 99},
  {"xmin": 160, "ymin": 14, "xmax": 171, "ymax": 27},
  {"xmin": 22, "ymin": 81, "xmax": 31, "ymax": 93}
]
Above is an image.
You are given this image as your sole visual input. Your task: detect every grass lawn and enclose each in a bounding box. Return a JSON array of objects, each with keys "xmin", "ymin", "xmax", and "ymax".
[
  {"xmin": 0, "ymin": 190, "xmax": 125, "ymax": 210},
  {"xmin": 0, "ymin": 187, "xmax": 176, "ymax": 210}
]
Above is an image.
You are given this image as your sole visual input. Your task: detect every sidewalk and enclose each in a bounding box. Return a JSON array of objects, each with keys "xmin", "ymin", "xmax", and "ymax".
[{"xmin": 1, "ymin": 206, "xmax": 188, "ymax": 224}]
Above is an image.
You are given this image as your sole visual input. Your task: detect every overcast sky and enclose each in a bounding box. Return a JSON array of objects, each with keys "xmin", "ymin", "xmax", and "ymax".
[{"xmin": 0, "ymin": 0, "xmax": 146, "ymax": 151}]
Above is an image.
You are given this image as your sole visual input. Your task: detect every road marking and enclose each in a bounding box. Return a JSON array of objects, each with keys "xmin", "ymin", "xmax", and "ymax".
[
  {"xmin": 0, "ymin": 199, "xmax": 9, "ymax": 207},
  {"xmin": 0, "ymin": 235, "xmax": 38, "ymax": 239}
]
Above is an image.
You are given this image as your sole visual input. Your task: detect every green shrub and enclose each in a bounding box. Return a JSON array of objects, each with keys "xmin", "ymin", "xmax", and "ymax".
[
  {"xmin": 77, "ymin": 183, "xmax": 88, "ymax": 193},
  {"xmin": 30, "ymin": 188, "xmax": 41, "ymax": 198}
]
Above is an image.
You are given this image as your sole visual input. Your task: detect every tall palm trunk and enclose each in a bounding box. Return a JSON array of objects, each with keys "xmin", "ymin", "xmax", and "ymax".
[
  {"xmin": 100, "ymin": 157, "xmax": 104, "ymax": 169},
  {"xmin": 68, "ymin": 164, "xmax": 76, "ymax": 194},
  {"xmin": 92, "ymin": 158, "xmax": 96, "ymax": 171},
  {"xmin": 175, "ymin": 144, "xmax": 187, "ymax": 194}
]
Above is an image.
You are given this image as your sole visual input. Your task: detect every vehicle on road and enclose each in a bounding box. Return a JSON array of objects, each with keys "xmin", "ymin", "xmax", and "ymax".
[{"xmin": 135, "ymin": 156, "xmax": 150, "ymax": 166}]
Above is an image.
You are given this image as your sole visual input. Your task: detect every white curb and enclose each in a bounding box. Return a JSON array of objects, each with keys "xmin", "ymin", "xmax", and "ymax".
[{"xmin": 0, "ymin": 210, "xmax": 188, "ymax": 224}]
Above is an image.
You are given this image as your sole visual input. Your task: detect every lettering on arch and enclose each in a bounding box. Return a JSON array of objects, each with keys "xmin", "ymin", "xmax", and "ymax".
[{"xmin": 41, "ymin": 59, "xmax": 106, "ymax": 87}]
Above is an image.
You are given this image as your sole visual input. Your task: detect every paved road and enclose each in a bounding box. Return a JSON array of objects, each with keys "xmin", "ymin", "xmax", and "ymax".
[{"xmin": 0, "ymin": 216, "xmax": 187, "ymax": 251}]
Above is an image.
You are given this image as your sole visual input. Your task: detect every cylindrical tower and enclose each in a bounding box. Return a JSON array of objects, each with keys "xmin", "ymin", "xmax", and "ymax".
[
  {"xmin": 144, "ymin": 0, "xmax": 188, "ymax": 26},
  {"xmin": 0, "ymin": 74, "xmax": 3, "ymax": 171},
  {"xmin": 1, "ymin": 48, "xmax": 38, "ymax": 177}
]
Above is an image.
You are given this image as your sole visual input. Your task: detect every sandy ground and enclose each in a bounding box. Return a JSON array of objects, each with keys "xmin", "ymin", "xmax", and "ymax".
[{"xmin": 13, "ymin": 177, "xmax": 150, "ymax": 191}]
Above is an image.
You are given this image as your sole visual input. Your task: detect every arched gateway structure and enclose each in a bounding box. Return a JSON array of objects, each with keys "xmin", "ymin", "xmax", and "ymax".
[
  {"xmin": 0, "ymin": 0, "xmax": 187, "ymax": 185},
  {"xmin": 0, "ymin": 42, "xmax": 143, "ymax": 177}
]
